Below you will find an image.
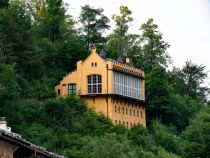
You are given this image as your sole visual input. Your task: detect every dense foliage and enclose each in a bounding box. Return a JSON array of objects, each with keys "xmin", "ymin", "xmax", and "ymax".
[{"xmin": 0, "ymin": 1, "xmax": 210, "ymax": 158}]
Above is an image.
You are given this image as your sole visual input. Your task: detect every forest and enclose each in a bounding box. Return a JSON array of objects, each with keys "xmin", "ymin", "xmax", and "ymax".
[{"xmin": 0, "ymin": 0, "xmax": 210, "ymax": 157}]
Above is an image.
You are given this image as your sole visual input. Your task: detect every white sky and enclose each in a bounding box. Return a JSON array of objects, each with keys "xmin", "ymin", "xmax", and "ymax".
[{"xmin": 64, "ymin": 0, "xmax": 210, "ymax": 86}]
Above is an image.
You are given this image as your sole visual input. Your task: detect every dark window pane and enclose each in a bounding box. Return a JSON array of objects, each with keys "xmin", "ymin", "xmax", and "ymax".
[
  {"xmin": 68, "ymin": 84, "xmax": 76, "ymax": 94},
  {"xmin": 88, "ymin": 76, "xmax": 91, "ymax": 84},
  {"xmin": 93, "ymin": 75, "xmax": 96, "ymax": 83},
  {"xmin": 93, "ymin": 85, "xmax": 97, "ymax": 93},
  {"xmin": 88, "ymin": 85, "xmax": 92, "ymax": 93},
  {"xmin": 87, "ymin": 75, "xmax": 102, "ymax": 94},
  {"xmin": 73, "ymin": 85, "xmax": 76, "ymax": 90},
  {"xmin": 98, "ymin": 84, "xmax": 102, "ymax": 93},
  {"xmin": 98, "ymin": 76, "xmax": 101, "ymax": 83}
]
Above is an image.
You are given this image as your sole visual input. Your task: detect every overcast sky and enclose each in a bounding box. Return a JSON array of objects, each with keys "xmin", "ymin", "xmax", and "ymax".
[{"xmin": 64, "ymin": 0, "xmax": 210, "ymax": 85}]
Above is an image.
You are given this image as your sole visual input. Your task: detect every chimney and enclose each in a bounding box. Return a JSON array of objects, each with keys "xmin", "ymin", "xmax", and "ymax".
[
  {"xmin": 0, "ymin": 117, "xmax": 11, "ymax": 132},
  {"xmin": 125, "ymin": 57, "xmax": 130, "ymax": 63},
  {"xmin": 91, "ymin": 47, "xmax": 97, "ymax": 54},
  {"xmin": 117, "ymin": 55, "xmax": 130, "ymax": 64},
  {"xmin": 99, "ymin": 50, "xmax": 107, "ymax": 59}
]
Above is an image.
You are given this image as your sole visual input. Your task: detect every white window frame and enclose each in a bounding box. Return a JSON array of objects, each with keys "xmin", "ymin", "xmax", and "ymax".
[
  {"xmin": 87, "ymin": 74, "xmax": 102, "ymax": 94},
  {"xmin": 113, "ymin": 72, "xmax": 142, "ymax": 100}
]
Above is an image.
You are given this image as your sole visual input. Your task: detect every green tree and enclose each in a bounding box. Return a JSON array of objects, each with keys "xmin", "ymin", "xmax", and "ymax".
[
  {"xmin": 112, "ymin": 6, "xmax": 133, "ymax": 36},
  {"xmin": 183, "ymin": 107, "xmax": 210, "ymax": 158},
  {"xmin": 168, "ymin": 67, "xmax": 186, "ymax": 96},
  {"xmin": 27, "ymin": 75, "xmax": 56, "ymax": 100},
  {"xmin": 151, "ymin": 147, "xmax": 182, "ymax": 158},
  {"xmin": 0, "ymin": 0, "xmax": 38, "ymax": 80},
  {"xmin": 128, "ymin": 125, "xmax": 149, "ymax": 149},
  {"xmin": 169, "ymin": 61, "xmax": 209, "ymax": 101},
  {"xmin": 82, "ymin": 133, "xmax": 138, "ymax": 158},
  {"xmin": 0, "ymin": 64, "xmax": 20, "ymax": 101},
  {"xmin": 22, "ymin": 123, "xmax": 56, "ymax": 150},
  {"xmin": 42, "ymin": 0, "xmax": 65, "ymax": 41},
  {"xmin": 168, "ymin": 94, "xmax": 203, "ymax": 130},
  {"xmin": 79, "ymin": 5, "xmax": 110, "ymax": 51},
  {"xmin": 150, "ymin": 121, "xmax": 182, "ymax": 155},
  {"xmin": 146, "ymin": 66, "xmax": 172, "ymax": 122},
  {"xmin": 146, "ymin": 66, "xmax": 202, "ymax": 129},
  {"xmin": 30, "ymin": 0, "xmax": 46, "ymax": 22},
  {"xmin": 181, "ymin": 60, "xmax": 209, "ymax": 101},
  {"xmin": 32, "ymin": 0, "xmax": 86, "ymax": 76},
  {"xmin": 106, "ymin": 6, "xmax": 138, "ymax": 59},
  {"xmin": 0, "ymin": 0, "xmax": 9, "ymax": 9},
  {"xmin": 133, "ymin": 18, "xmax": 170, "ymax": 73}
]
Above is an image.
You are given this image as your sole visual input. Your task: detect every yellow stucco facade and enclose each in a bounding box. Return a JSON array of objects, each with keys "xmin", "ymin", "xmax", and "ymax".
[{"xmin": 55, "ymin": 48, "xmax": 146, "ymax": 128}]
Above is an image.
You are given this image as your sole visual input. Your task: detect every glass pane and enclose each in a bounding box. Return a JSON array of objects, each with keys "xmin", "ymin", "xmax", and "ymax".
[
  {"xmin": 68, "ymin": 84, "xmax": 72, "ymax": 94},
  {"xmin": 88, "ymin": 76, "xmax": 91, "ymax": 84},
  {"xmin": 98, "ymin": 75, "xmax": 101, "ymax": 83},
  {"xmin": 73, "ymin": 84, "xmax": 76, "ymax": 90},
  {"xmin": 87, "ymin": 75, "xmax": 102, "ymax": 94},
  {"xmin": 68, "ymin": 84, "xmax": 76, "ymax": 94},
  {"xmin": 93, "ymin": 85, "xmax": 97, "ymax": 93},
  {"xmin": 93, "ymin": 75, "xmax": 96, "ymax": 83},
  {"xmin": 98, "ymin": 84, "xmax": 102, "ymax": 93},
  {"xmin": 88, "ymin": 85, "xmax": 92, "ymax": 93}
]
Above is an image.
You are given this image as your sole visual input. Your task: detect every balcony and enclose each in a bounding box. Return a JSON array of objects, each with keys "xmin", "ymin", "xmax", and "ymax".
[
  {"xmin": 113, "ymin": 90, "xmax": 144, "ymax": 101},
  {"xmin": 78, "ymin": 89, "xmax": 144, "ymax": 101},
  {"xmin": 78, "ymin": 89, "xmax": 107, "ymax": 96}
]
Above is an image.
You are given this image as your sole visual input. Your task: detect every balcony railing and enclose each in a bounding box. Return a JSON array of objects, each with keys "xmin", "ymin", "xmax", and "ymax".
[
  {"xmin": 113, "ymin": 90, "xmax": 144, "ymax": 101},
  {"xmin": 78, "ymin": 89, "xmax": 107, "ymax": 95},
  {"xmin": 78, "ymin": 89, "xmax": 144, "ymax": 101}
]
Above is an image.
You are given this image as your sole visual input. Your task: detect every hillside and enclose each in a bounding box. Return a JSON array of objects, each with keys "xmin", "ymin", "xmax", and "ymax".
[{"xmin": 0, "ymin": 1, "xmax": 210, "ymax": 158}]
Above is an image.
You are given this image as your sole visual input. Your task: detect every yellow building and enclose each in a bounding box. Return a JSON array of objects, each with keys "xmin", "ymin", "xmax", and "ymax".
[{"xmin": 55, "ymin": 48, "xmax": 146, "ymax": 128}]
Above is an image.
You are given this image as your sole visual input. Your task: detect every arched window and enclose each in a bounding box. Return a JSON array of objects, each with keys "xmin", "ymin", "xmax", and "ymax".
[{"xmin": 87, "ymin": 75, "xmax": 102, "ymax": 94}]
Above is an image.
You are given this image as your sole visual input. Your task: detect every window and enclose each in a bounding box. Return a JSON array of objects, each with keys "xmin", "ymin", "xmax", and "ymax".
[
  {"xmin": 130, "ymin": 109, "xmax": 132, "ymax": 116},
  {"xmin": 113, "ymin": 72, "xmax": 142, "ymax": 100},
  {"xmin": 133, "ymin": 110, "xmax": 135, "ymax": 116},
  {"xmin": 68, "ymin": 84, "xmax": 76, "ymax": 94},
  {"xmin": 118, "ymin": 106, "xmax": 120, "ymax": 113},
  {"xmin": 130, "ymin": 123, "xmax": 132, "ymax": 128},
  {"xmin": 126, "ymin": 108, "xmax": 128, "ymax": 115},
  {"xmin": 119, "ymin": 120, "xmax": 121, "ymax": 124},
  {"xmin": 115, "ymin": 120, "xmax": 117, "ymax": 125},
  {"xmin": 137, "ymin": 111, "xmax": 139, "ymax": 117},
  {"xmin": 95, "ymin": 62, "xmax": 97, "ymax": 67},
  {"xmin": 87, "ymin": 75, "xmax": 102, "ymax": 94},
  {"xmin": 141, "ymin": 111, "xmax": 143, "ymax": 118},
  {"xmin": 122, "ymin": 107, "xmax": 125, "ymax": 114},
  {"xmin": 57, "ymin": 89, "xmax": 60, "ymax": 95},
  {"xmin": 114, "ymin": 106, "xmax": 117, "ymax": 112},
  {"xmin": 127, "ymin": 122, "xmax": 128, "ymax": 128}
]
